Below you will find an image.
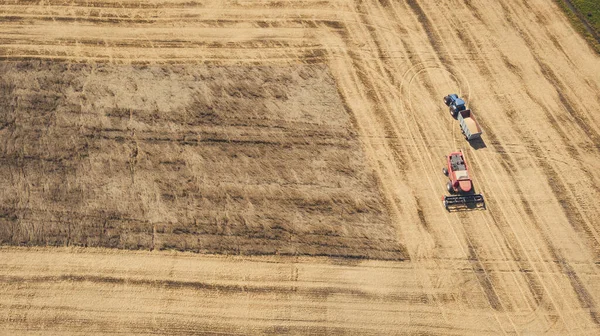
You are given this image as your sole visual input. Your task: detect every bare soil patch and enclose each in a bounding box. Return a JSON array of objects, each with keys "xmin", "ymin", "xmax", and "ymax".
[{"xmin": 0, "ymin": 60, "xmax": 405, "ymax": 260}]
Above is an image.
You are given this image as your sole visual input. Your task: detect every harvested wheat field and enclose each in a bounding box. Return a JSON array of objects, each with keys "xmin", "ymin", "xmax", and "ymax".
[{"xmin": 1, "ymin": 0, "xmax": 600, "ymax": 334}]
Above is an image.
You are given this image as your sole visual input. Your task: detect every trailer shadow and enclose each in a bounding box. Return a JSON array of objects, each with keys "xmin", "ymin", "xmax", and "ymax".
[{"xmin": 468, "ymin": 138, "xmax": 487, "ymax": 150}]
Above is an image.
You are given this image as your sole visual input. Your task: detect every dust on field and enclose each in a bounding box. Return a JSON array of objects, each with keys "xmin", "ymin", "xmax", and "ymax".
[{"xmin": 0, "ymin": 61, "xmax": 406, "ymax": 260}]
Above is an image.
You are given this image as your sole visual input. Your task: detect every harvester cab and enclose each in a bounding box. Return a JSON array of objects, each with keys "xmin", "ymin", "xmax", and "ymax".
[
  {"xmin": 442, "ymin": 150, "xmax": 485, "ymax": 211},
  {"xmin": 443, "ymin": 94, "xmax": 466, "ymax": 118}
]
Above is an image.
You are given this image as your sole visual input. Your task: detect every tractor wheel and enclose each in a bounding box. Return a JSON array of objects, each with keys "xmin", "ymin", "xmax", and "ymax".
[
  {"xmin": 447, "ymin": 181, "xmax": 454, "ymax": 194},
  {"xmin": 442, "ymin": 167, "xmax": 448, "ymax": 176}
]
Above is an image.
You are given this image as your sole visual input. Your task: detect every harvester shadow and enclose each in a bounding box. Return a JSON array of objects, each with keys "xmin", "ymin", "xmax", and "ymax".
[{"xmin": 468, "ymin": 137, "xmax": 487, "ymax": 150}]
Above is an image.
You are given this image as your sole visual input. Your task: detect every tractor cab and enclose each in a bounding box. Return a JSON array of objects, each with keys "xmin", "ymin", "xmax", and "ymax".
[
  {"xmin": 452, "ymin": 98, "xmax": 466, "ymax": 111},
  {"xmin": 444, "ymin": 94, "xmax": 467, "ymax": 117}
]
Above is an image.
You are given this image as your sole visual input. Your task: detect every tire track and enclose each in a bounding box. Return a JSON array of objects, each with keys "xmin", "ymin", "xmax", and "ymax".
[
  {"xmin": 396, "ymin": 0, "xmax": 595, "ymax": 331},
  {"xmin": 376, "ymin": 1, "xmax": 529, "ymax": 328},
  {"xmin": 487, "ymin": 6, "xmax": 600, "ymax": 326},
  {"xmin": 344, "ymin": 2, "xmax": 518, "ymax": 331},
  {"xmin": 325, "ymin": 8, "xmax": 464, "ymax": 329},
  {"xmin": 435, "ymin": 3, "xmax": 590, "ymax": 328}
]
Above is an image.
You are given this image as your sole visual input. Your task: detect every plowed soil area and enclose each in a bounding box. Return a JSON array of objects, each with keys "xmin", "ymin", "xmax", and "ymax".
[
  {"xmin": 2, "ymin": 0, "xmax": 600, "ymax": 334},
  {"xmin": 0, "ymin": 61, "xmax": 403, "ymax": 259}
]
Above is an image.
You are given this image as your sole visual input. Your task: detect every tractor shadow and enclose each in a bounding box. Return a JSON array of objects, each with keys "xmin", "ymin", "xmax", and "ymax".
[{"xmin": 468, "ymin": 137, "xmax": 487, "ymax": 150}]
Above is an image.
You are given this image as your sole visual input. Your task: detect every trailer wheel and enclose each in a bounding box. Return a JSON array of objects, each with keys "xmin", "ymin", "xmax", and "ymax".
[
  {"xmin": 442, "ymin": 167, "xmax": 448, "ymax": 176},
  {"xmin": 447, "ymin": 181, "xmax": 454, "ymax": 194}
]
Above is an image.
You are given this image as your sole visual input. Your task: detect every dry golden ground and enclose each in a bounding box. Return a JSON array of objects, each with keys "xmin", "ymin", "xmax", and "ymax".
[{"xmin": 1, "ymin": 0, "xmax": 600, "ymax": 334}]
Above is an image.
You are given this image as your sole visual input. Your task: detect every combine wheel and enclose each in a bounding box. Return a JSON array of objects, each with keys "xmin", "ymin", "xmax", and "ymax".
[
  {"xmin": 442, "ymin": 167, "xmax": 448, "ymax": 176},
  {"xmin": 447, "ymin": 181, "xmax": 454, "ymax": 194}
]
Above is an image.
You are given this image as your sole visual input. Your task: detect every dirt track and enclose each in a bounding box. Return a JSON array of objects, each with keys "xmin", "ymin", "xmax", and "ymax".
[{"xmin": 2, "ymin": 0, "xmax": 600, "ymax": 334}]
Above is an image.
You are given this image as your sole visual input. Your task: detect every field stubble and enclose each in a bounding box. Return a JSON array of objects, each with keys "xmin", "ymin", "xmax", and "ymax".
[{"xmin": 2, "ymin": 0, "xmax": 600, "ymax": 334}]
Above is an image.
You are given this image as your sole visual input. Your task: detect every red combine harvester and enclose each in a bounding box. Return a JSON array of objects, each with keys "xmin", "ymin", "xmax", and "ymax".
[{"xmin": 442, "ymin": 150, "xmax": 485, "ymax": 211}]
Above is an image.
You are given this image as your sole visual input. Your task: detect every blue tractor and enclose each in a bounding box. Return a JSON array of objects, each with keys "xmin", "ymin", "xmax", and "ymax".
[{"xmin": 443, "ymin": 94, "xmax": 466, "ymax": 118}]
